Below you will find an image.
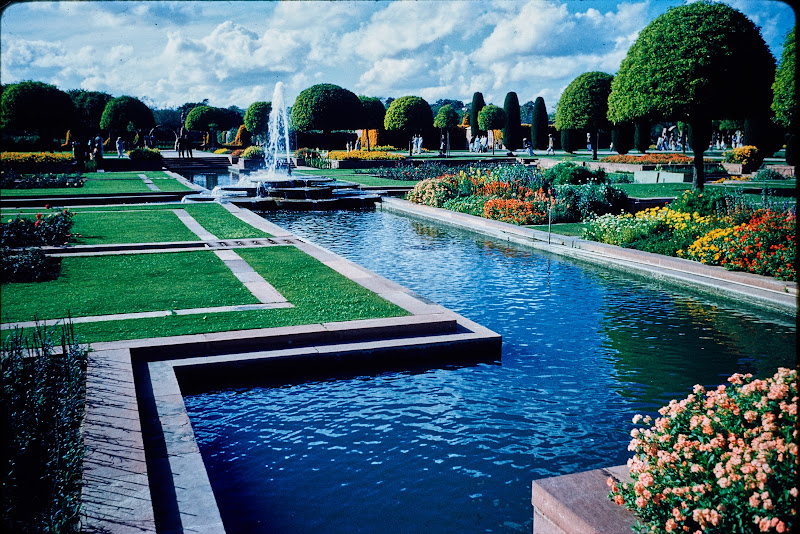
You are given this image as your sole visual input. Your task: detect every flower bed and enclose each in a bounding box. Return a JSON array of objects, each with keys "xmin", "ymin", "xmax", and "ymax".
[
  {"xmin": 1, "ymin": 152, "xmax": 76, "ymax": 164},
  {"xmin": 610, "ymin": 367, "xmax": 797, "ymax": 533},
  {"xmin": 327, "ymin": 150, "xmax": 406, "ymax": 161},
  {"xmin": 601, "ymin": 154, "xmax": 694, "ymax": 165}
]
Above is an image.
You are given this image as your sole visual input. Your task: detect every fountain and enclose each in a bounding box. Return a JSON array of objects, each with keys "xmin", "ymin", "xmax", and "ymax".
[{"xmin": 183, "ymin": 82, "xmax": 381, "ymax": 210}]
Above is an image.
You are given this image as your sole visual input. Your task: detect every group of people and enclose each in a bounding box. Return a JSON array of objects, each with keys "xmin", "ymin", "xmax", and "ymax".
[
  {"xmin": 175, "ymin": 135, "xmax": 194, "ymax": 159},
  {"xmin": 520, "ymin": 135, "xmax": 555, "ymax": 156},
  {"xmin": 468, "ymin": 135, "xmax": 489, "ymax": 153},
  {"xmin": 655, "ymin": 129, "xmax": 684, "ymax": 151},
  {"xmin": 412, "ymin": 134, "xmax": 424, "ymax": 154},
  {"xmin": 71, "ymin": 134, "xmax": 106, "ymax": 166},
  {"xmin": 711, "ymin": 131, "xmax": 744, "ymax": 151},
  {"xmin": 345, "ymin": 138, "xmax": 362, "ymax": 152}
]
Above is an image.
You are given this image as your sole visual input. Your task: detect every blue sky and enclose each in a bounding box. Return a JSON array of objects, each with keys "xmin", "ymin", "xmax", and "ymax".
[{"xmin": 0, "ymin": 0, "xmax": 794, "ymax": 112}]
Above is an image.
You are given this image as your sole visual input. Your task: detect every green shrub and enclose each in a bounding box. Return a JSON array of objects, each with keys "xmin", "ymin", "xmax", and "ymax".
[
  {"xmin": 126, "ymin": 147, "xmax": 162, "ymax": 160},
  {"xmin": 1, "ymin": 173, "xmax": 84, "ymax": 190},
  {"xmin": 441, "ymin": 196, "xmax": 486, "ymax": 216},
  {"xmin": 668, "ymin": 189, "xmax": 725, "ymax": 217},
  {"xmin": 241, "ymin": 145, "xmax": 265, "ymax": 159},
  {"xmin": 583, "ymin": 213, "xmax": 663, "ymax": 246},
  {"xmin": 555, "ymin": 184, "xmax": 628, "ymax": 222},
  {"xmin": 753, "ymin": 168, "xmax": 788, "ymax": 181},
  {"xmin": 546, "ymin": 162, "xmax": 607, "ymax": 185},
  {"xmin": 1, "ymin": 247, "xmax": 61, "ymax": 283},
  {"xmin": 1, "ymin": 322, "xmax": 88, "ymax": 533},
  {"xmin": 1, "ymin": 209, "xmax": 75, "ymax": 247},
  {"xmin": 623, "ymin": 231, "xmax": 694, "ymax": 257}
]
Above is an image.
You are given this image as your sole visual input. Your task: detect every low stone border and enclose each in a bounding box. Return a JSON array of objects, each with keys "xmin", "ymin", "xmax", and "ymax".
[{"xmin": 379, "ymin": 197, "xmax": 796, "ymax": 315}]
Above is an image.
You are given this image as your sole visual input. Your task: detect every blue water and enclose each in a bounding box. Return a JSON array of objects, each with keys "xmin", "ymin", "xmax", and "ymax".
[{"xmin": 183, "ymin": 209, "xmax": 796, "ymax": 533}]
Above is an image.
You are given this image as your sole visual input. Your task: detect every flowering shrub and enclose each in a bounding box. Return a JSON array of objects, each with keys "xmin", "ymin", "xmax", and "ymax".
[
  {"xmin": 601, "ymin": 153, "xmax": 693, "ymax": 165},
  {"xmin": 405, "ymin": 176, "xmax": 458, "ymax": 207},
  {"xmin": 241, "ymin": 146, "xmax": 264, "ymax": 159},
  {"xmin": 1, "ymin": 152, "xmax": 75, "ymax": 164},
  {"xmin": 583, "ymin": 213, "xmax": 662, "ymax": 246},
  {"xmin": 370, "ymin": 145, "xmax": 400, "ymax": 152},
  {"xmin": 127, "ymin": 148, "xmax": 162, "ymax": 160},
  {"xmin": 213, "ymin": 148, "xmax": 231, "ymax": 154},
  {"xmin": 327, "ymin": 150, "xmax": 405, "ymax": 161},
  {"xmin": 1, "ymin": 246, "xmax": 61, "ymax": 282},
  {"xmin": 231, "ymin": 149, "xmax": 244, "ymax": 158},
  {"xmin": 724, "ymin": 146, "xmax": 764, "ymax": 169},
  {"xmin": 610, "ymin": 368, "xmax": 797, "ymax": 533},
  {"xmin": 683, "ymin": 210, "xmax": 796, "ymax": 281},
  {"xmin": 1, "ymin": 173, "xmax": 83, "ymax": 190},
  {"xmin": 545, "ymin": 162, "xmax": 607, "ymax": 185},
  {"xmin": 1, "ymin": 208, "xmax": 75, "ymax": 247}
]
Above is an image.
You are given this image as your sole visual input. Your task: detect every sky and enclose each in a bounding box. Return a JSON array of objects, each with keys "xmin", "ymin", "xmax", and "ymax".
[{"xmin": 0, "ymin": 0, "xmax": 795, "ymax": 113}]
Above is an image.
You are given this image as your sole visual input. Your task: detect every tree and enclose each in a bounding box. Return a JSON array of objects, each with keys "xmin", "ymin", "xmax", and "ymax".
[
  {"xmin": 433, "ymin": 104, "xmax": 459, "ymax": 156},
  {"xmin": 772, "ymin": 25, "xmax": 795, "ymax": 130},
  {"xmin": 502, "ymin": 92, "xmax": 522, "ymax": 153},
  {"xmin": 555, "ymin": 71, "xmax": 614, "ymax": 160},
  {"xmin": 69, "ymin": 90, "xmax": 112, "ymax": 136},
  {"xmin": 469, "ymin": 92, "xmax": 486, "ymax": 138},
  {"xmin": 244, "ymin": 101, "xmax": 272, "ymax": 141},
  {"xmin": 1, "ymin": 81, "xmax": 76, "ymax": 144},
  {"xmin": 478, "ymin": 105, "xmax": 506, "ymax": 155},
  {"xmin": 184, "ymin": 105, "xmax": 232, "ymax": 149},
  {"xmin": 520, "ymin": 100, "xmax": 535, "ymax": 124},
  {"xmin": 531, "ymin": 97, "xmax": 549, "ymax": 150},
  {"xmin": 384, "ymin": 95, "xmax": 433, "ymax": 157},
  {"xmin": 290, "ymin": 83, "xmax": 362, "ymax": 135},
  {"xmin": 358, "ymin": 96, "xmax": 386, "ymax": 151},
  {"xmin": 608, "ymin": 1, "xmax": 775, "ymax": 189},
  {"xmin": 634, "ymin": 119, "xmax": 650, "ymax": 153},
  {"xmin": 430, "ymin": 99, "xmax": 464, "ymax": 119},
  {"xmin": 99, "ymin": 95, "xmax": 155, "ymax": 146},
  {"xmin": 611, "ymin": 122, "xmax": 634, "ymax": 155}
]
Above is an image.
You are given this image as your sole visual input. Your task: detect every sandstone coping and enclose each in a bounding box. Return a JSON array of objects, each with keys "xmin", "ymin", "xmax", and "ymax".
[{"xmin": 379, "ymin": 197, "xmax": 797, "ymax": 315}]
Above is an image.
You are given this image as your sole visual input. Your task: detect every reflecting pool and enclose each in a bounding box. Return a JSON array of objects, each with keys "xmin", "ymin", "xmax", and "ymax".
[{"xmin": 183, "ymin": 209, "xmax": 795, "ymax": 533}]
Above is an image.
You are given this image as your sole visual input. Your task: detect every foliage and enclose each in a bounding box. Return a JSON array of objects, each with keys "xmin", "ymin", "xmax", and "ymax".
[
  {"xmin": 561, "ymin": 128, "xmax": 582, "ymax": 153},
  {"xmin": 723, "ymin": 146, "xmax": 764, "ymax": 168},
  {"xmin": 612, "ymin": 122, "xmax": 635, "ymax": 155},
  {"xmin": 772, "ymin": 26, "xmax": 795, "ymax": 129},
  {"xmin": 1, "ymin": 209, "xmax": 75, "ymax": 247},
  {"xmin": 433, "ymin": 104, "xmax": 459, "ymax": 130},
  {"xmin": 369, "ymin": 162, "xmax": 451, "ymax": 182},
  {"xmin": 384, "ymin": 96, "xmax": 433, "ymax": 133},
  {"xmin": 99, "ymin": 95, "xmax": 155, "ymax": 133},
  {"xmin": 290, "ymin": 83, "xmax": 362, "ymax": 132},
  {"xmin": 241, "ymin": 145, "xmax": 265, "ymax": 159},
  {"xmin": 502, "ymin": 92, "xmax": 523, "ymax": 151},
  {"xmin": 405, "ymin": 176, "xmax": 458, "ymax": 207},
  {"xmin": 1, "ymin": 81, "xmax": 76, "ymax": 137},
  {"xmin": 555, "ymin": 72, "xmax": 614, "ymax": 133},
  {"xmin": 126, "ymin": 147, "xmax": 162, "ymax": 160},
  {"xmin": 744, "ymin": 116, "xmax": 784, "ymax": 158},
  {"xmin": 68, "ymin": 90, "xmax": 112, "ymax": 135},
  {"xmin": 635, "ymin": 119, "xmax": 651, "ymax": 153},
  {"xmin": 1, "ymin": 247, "xmax": 61, "ymax": 283},
  {"xmin": 214, "ymin": 148, "xmax": 231, "ymax": 154},
  {"xmin": 601, "ymin": 153, "xmax": 693, "ymax": 165},
  {"xmin": 1, "ymin": 172, "xmax": 83, "ymax": 190},
  {"xmin": 668, "ymin": 189, "xmax": 726, "ymax": 217},
  {"xmin": 232, "ymin": 124, "xmax": 251, "ymax": 147},
  {"xmin": 244, "ymin": 101, "xmax": 271, "ymax": 136},
  {"xmin": 1, "ymin": 323, "xmax": 88, "ymax": 533},
  {"xmin": 470, "ymin": 92, "xmax": 486, "ymax": 135},
  {"xmin": 753, "ymin": 168, "xmax": 788, "ymax": 182},
  {"xmin": 531, "ymin": 97, "xmax": 549, "ymax": 150},
  {"xmin": 610, "ymin": 368, "xmax": 797, "ymax": 533},
  {"xmin": 327, "ymin": 150, "xmax": 405, "ymax": 161},
  {"xmin": 545, "ymin": 162, "xmax": 607, "ymax": 186},
  {"xmin": 358, "ymin": 96, "xmax": 386, "ymax": 130},
  {"xmin": 477, "ymin": 105, "xmax": 507, "ymax": 134},
  {"xmin": 555, "ymin": 184, "xmax": 628, "ymax": 221},
  {"xmin": 184, "ymin": 105, "xmax": 234, "ymax": 133}
]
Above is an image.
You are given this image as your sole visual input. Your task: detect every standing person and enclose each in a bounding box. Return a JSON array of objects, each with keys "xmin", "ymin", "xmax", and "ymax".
[
  {"xmin": 480, "ymin": 136, "xmax": 488, "ymax": 153},
  {"xmin": 546, "ymin": 134, "xmax": 555, "ymax": 155},
  {"xmin": 94, "ymin": 134, "xmax": 104, "ymax": 157},
  {"xmin": 523, "ymin": 138, "xmax": 534, "ymax": 157},
  {"xmin": 116, "ymin": 137, "xmax": 124, "ymax": 157},
  {"xmin": 178, "ymin": 136, "xmax": 185, "ymax": 159},
  {"xmin": 439, "ymin": 134, "xmax": 445, "ymax": 156},
  {"xmin": 354, "ymin": 137, "xmax": 361, "ymax": 151}
]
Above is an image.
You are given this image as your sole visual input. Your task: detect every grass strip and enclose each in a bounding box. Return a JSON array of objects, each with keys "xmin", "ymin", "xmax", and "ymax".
[
  {"xmin": 1, "ymin": 250, "xmax": 258, "ymax": 323},
  {"xmin": 182, "ymin": 203, "xmax": 272, "ymax": 239},
  {"xmin": 1, "ymin": 179, "xmax": 152, "ymax": 196},
  {"xmin": 148, "ymin": 179, "xmax": 194, "ymax": 192},
  {"xmin": 83, "ymin": 171, "xmax": 169, "ymax": 179},
  {"xmin": 8, "ymin": 246, "xmax": 408, "ymax": 343},
  {"xmin": 70, "ymin": 210, "xmax": 200, "ymax": 244},
  {"xmin": 528, "ymin": 222, "xmax": 588, "ymax": 236},
  {"xmin": 613, "ymin": 183, "xmax": 693, "ymax": 198}
]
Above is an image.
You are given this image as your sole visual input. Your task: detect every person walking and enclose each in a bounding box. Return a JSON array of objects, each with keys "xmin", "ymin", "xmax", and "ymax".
[
  {"xmin": 116, "ymin": 137, "xmax": 124, "ymax": 157},
  {"xmin": 546, "ymin": 134, "xmax": 555, "ymax": 155},
  {"xmin": 523, "ymin": 138, "xmax": 534, "ymax": 157}
]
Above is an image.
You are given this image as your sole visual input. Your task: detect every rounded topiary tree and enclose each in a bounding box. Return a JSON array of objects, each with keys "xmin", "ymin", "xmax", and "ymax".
[
  {"xmin": 555, "ymin": 71, "xmax": 614, "ymax": 161},
  {"xmin": 358, "ymin": 96, "xmax": 386, "ymax": 151},
  {"xmin": 478, "ymin": 105, "xmax": 507, "ymax": 155},
  {"xmin": 1, "ymin": 81, "xmax": 76, "ymax": 147},
  {"xmin": 502, "ymin": 92, "xmax": 522, "ymax": 153},
  {"xmin": 608, "ymin": 1, "xmax": 776, "ymax": 189},
  {"xmin": 290, "ymin": 83, "xmax": 362, "ymax": 146},
  {"xmin": 184, "ymin": 105, "xmax": 229, "ymax": 149},
  {"xmin": 244, "ymin": 101, "xmax": 271, "ymax": 142},
  {"xmin": 433, "ymin": 104, "xmax": 459, "ymax": 156},
  {"xmin": 69, "ymin": 90, "xmax": 113, "ymax": 137},
  {"xmin": 469, "ymin": 92, "xmax": 486, "ymax": 138},
  {"xmin": 384, "ymin": 96, "xmax": 433, "ymax": 157},
  {"xmin": 100, "ymin": 95, "xmax": 155, "ymax": 146},
  {"xmin": 531, "ymin": 97, "xmax": 549, "ymax": 150}
]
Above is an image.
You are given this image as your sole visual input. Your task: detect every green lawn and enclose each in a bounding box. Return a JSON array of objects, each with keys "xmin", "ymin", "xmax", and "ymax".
[
  {"xmin": 150, "ymin": 178, "xmax": 194, "ymax": 192},
  {"xmin": 298, "ymin": 169, "xmax": 418, "ymax": 187},
  {"xmin": 71, "ymin": 210, "xmax": 200, "ymax": 244},
  {"xmin": 182, "ymin": 203, "xmax": 272, "ymax": 239},
  {"xmin": 1, "ymin": 250, "xmax": 258, "ymax": 323},
  {"xmin": 1, "ymin": 179, "xmax": 152, "ymax": 196},
  {"xmin": 528, "ymin": 222, "xmax": 589, "ymax": 236},
  {"xmin": 83, "ymin": 171, "xmax": 169, "ymax": 179},
  {"xmin": 614, "ymin": 183, "xmax": 693, "ymax": 198}
]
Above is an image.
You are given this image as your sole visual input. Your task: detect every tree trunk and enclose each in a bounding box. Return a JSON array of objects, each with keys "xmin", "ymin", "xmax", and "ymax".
[{"xmin": 688, "ymin": 119, "xmax": 712, "ymax": 191}]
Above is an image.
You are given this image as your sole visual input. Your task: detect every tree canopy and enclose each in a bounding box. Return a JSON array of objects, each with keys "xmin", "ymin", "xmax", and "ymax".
[
  {"xmin": 555, "ymin": 71, "xmax": 613, "ymax": 160},
  {"xmin": 99, "ymin": 95, "xmax": 155, "ymax": 133},
  {"xmin": 430, "ymin": 98, "xmax": 464, "ymax": 119},
  {"xmin": 385, "ymin": 96, "xmax": 433, "ymax": 156},
  {"xmin": 531, "ymin": 97, "xmax": 548, "ymax": 150},
  {"xmin": 290, "ymin": 83, "xmax": 362, "ymax": 133},
  {"xmin": 772, "ymin": 25, "xmax": 795, "ymax": 129},
  {"xmin": 358, "ymin": 96, "xmax": 386, "ymax": 130},
  {"xmin": 478, "ymin": 105, "xmax": 506, "ymax": 154},
  {"xmin": 433, "ymin": 104, "xmax": 459, "ymax": 130},
  {"xmin": 244, "ymin": 101, "xmax": 271, "ymax": 136},
  {"xmin": 1, "ymin": 81, "xmax": 76, "ymax": 137},
  {"xmin": 69, "ymin": 90, "xmax": 112, "ymax": 136},
  {"xmin": 502, "ymin": 92, "xmax": 522, "ymax": 151},
  {"xmin": 469, "ymin": 92, "xmax": 486, "ymax": 136},
  {"xmin": 607, "ymin": 1, "xmax": 775, "ymax": 187}
]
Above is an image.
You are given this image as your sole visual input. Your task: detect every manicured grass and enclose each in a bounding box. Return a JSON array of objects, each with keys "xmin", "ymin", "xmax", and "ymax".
[
  {"xmin": 613, "ymin": 183, "xmax": 693, "ymax": 198},
  {"xmin": 71, "ymin": 210, "xmax": 200, "ymax": 244},
  {"xmin": 528, "ymin": 222, "xmax": 589, "ymax": 236},
  {"xmin": 182, "ymin": 203, "xmax": 272, "ymax": 239},
  {"xmin": 4, "ymin": 247, "xmax": 408, "ymax": 343},
  {"xmin": 347, "ymin": 175, "xmax": 420, "ymax": 187},
  {"xmin": 150, "ymin": 178, "xmax": 194, "ymax": 192},
  {"xmin": 1, "ymin": 179, "xmax": 151, "ymax": 196},
  {"xmin": 1, "ymin": 250, "xmax": 258, "ymax": 323},
  {"xmin": 83, "ymin": 171, "xmax": 169, "ymax": 179}
]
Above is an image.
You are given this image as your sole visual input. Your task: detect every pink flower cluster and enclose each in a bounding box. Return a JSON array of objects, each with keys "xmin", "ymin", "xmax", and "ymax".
[{"xmin": 610, "ymin": 368, "xmax": 797, "ymax": 533}]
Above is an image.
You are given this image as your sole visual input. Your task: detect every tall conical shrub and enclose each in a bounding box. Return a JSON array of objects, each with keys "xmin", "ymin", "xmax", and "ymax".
[
  {"xmin": 531, "ymin": 97, "xmax": 548, "ymax": 150},
  {"xmin": 502, "ymin": 92, "xmax": 522, "ymax": 150},
  {"xmin": 470, "ymin": 92, "xmax": 486, "ymax": 137}
]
